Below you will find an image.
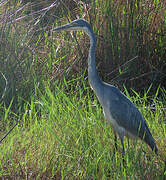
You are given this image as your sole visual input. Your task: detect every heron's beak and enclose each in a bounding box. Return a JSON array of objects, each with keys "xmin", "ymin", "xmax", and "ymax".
[{"xmin": 51, "ymin": 23, "xmax": 76, "ymax": 32}]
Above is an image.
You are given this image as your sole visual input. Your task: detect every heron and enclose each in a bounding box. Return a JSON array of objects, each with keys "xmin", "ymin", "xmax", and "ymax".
[{"xmin": 52, "ymin": 19, "xmax": 158, "ymax": 156}]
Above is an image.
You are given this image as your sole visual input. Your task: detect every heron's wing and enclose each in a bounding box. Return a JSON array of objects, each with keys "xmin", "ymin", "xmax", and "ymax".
[
  {"xmin": 108, "ymin": 87, "xmax": 148, "ymax": 137},
  {"xmin": 108, "ymin": 88, "xmax": 158, "ymax": 154}
]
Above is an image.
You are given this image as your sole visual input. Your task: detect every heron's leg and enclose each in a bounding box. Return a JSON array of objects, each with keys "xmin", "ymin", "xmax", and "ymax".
[
  {"xmin": 127, "ymin": 138, "xmax": 130, "ymax": 149},
  {"xmin": 113, "ymin": 133, "xmax": 118, "ymax": 155},
  {"xmin": 120, "ymin": 137, "xmax": 125, "ymax": 165},
  {"xmin": 114, "ymin": 133, "xmax": 118, "ymax": 150},
  {"xmin": 120, "ymin": 138, "xmax": 125, "ymax": 154}
]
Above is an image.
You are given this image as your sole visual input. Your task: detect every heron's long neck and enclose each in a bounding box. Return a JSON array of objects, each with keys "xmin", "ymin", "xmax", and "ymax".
[{"xmin": 87, "ymin": 30, "xmax": 102, "ymax": 93}]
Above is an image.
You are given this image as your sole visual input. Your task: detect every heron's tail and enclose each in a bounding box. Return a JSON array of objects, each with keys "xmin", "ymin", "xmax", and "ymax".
[{"xmin": 143, "ymin": 123, "xmax": 158, "ymax": 155}]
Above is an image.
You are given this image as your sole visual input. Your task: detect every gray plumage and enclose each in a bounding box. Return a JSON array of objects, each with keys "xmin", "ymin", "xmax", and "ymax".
[{"xmin": 52, "ymin": 19, "xmax": 158, "ymax": 155}]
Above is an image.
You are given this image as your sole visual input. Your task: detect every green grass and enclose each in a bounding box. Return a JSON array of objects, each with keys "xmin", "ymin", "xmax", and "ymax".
[
  {"xmin": 0, "ymin": 81, "xmax": 165, "ymax": 179},
  {"xmin": 0, "ymin": 0, "xmax": 166, "ymax": 179}
]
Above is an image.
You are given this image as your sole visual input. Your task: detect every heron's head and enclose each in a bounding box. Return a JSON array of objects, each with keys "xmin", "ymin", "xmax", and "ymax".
[{"xmin": 52, "ymin": 19, "xmax": 91, "ymax": 32}]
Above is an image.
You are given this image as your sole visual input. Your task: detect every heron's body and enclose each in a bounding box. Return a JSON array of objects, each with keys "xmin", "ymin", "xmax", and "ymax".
[{"xmin": 52, "ymin": 19, "xmax": 158, "ymax": 155}]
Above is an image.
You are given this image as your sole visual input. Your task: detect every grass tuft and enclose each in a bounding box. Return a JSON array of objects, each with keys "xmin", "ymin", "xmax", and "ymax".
[{"xmin": 0, "ymin": 81, "xmax": 165, "ymax": 179}]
